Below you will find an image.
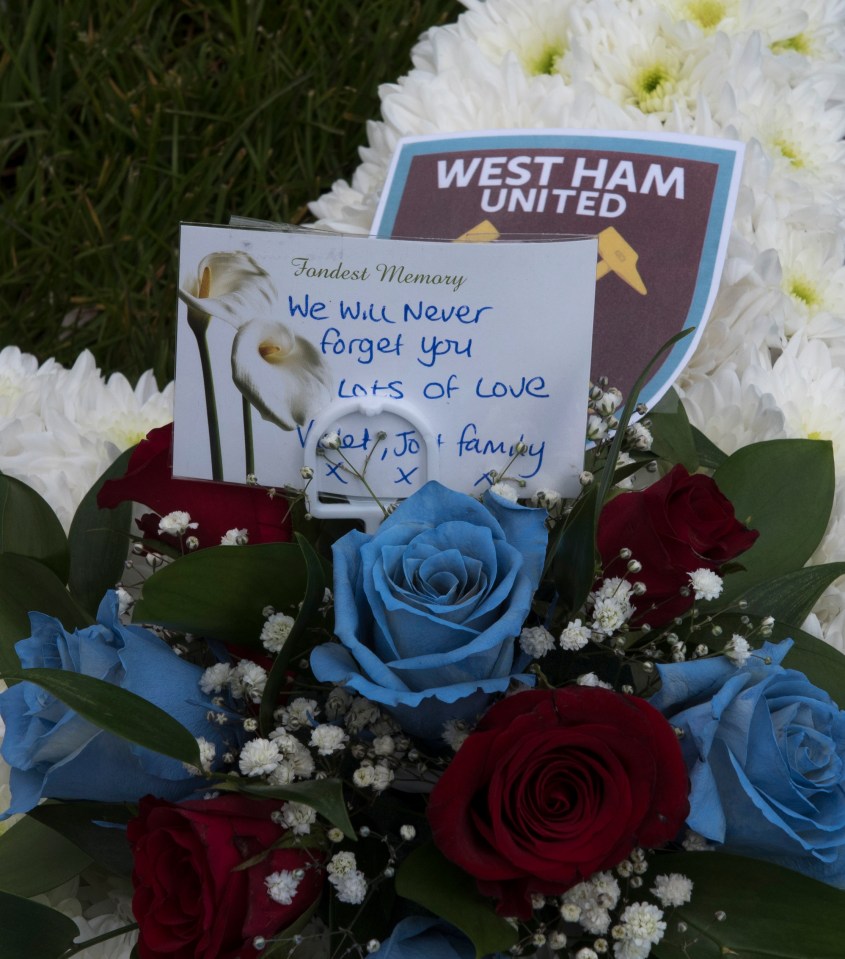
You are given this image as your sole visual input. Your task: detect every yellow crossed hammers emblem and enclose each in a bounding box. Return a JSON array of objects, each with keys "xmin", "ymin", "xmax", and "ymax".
[{"xmin": 455, "ymin": 221, "xmax": 647, "ymax": 295}]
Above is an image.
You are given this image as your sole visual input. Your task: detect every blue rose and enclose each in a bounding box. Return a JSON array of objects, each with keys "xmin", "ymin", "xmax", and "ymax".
[
  {"xmin": 650, "ymin": 640, "xmax": 845, "ymax": 886},
  {"xmin": 377, "ymin": 917, "xmax": 475, "ymax": 959},
  {"xmin": 0, "ymin": 592, "xmax": 230, "ymax": 818},
  {"xmin": 310, "ymin": 481, "xmax": 548, "ymax": 739}
]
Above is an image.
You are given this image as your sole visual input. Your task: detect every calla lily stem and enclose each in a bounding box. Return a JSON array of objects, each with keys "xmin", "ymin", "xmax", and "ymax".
[
  {"xmin": 189, "ymin": 316, "xmax": 224, "ymax": 481},
  {"xmin": 242, "ymin": 396, "xmax": 255, "ymax": 478}
]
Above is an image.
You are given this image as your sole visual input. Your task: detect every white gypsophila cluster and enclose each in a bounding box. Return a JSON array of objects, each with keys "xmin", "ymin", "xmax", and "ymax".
[
  {"xmin": 520, "ymin": 625, "xmax": 557, "ymax": 657},
  {"xmin": 688, "ymin": 568, "xmax": 723, "ymax": 601},
  {"xmin": 650, "ymin": 873, "xmax": 693, "ymax": 908},
  {"xmin": 220, "ymin": 527, "xmax": 248, "ymax": 546},
  {"xmin": 613, "ymin": 902, "xmax": 667, "ymax": 959},
  {"xmin": 309, "ymin": 0, "xmax": 845, "ymax": 649},
  {"xmin": 0, "ymin": 346, "xmax": 172, "ymax": 531},
  {"xmin": 232, "ymin": 661, "xmax": 268, "ymax": 703},
  {"xmin": 560, "ymin": 618, "xmax": 592, "ymax": 650},
  {"xmin": 276, "ymin": 697, "xmax": 320, "ymax": 730},
  {"xmin": 442, "ymin": 718, "xmax": 472, "ymax": 751},
  {"xmin": 576, "ymin": 672, "xmax": 612, "ymax": 688},
  {"xmin": 590, "ymin": 579, "xmax": 635, "ymax": 635},
  {"xmin": 309, "ymin": 724, "xmax": 349, "ymax": 756},
  {"xmin": 260, "ymin": 612, "xmax": 296, "ymax": 653},
  {"xmin": 278, "ymin": 801, "xmax": 318, "ymax": 836},
  {"xmin": 327, "ymin": 851, "xmax": 367, "ymax": 905},
  {"xmin": 723, "ymin": 633, "xmax": 753, "ymax": 665},
  {"xmin": 265, "ymin": 870, "xmax": 302, "ymax": 906},
  {"xmin": 157, "ymin": 511, "xmax": 197, "ymax": 537},
  {"xmin": 266, "ymin": 730, "xmax": 316, "ymax": 783},
  {"xmin": 561, "ymin": 872, "xmax": 621, "ymax": 936},
  {"xmin": 238, "ymin": 738, "xmax": 283, "ymax": 777}
]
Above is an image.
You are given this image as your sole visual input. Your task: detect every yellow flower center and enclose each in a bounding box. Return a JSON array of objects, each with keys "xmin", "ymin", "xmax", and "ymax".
[
  {"xmin": 198, "ymin": 265, "xmax": 211, "ymax": 298},
  {"xmin": 526, "ymin": 42, "xmax": 565, "ymax": 76},
  {"xmin": 258, "ymin": 330, "xmax": 294, "ymax": 363},
  {"xmin": 684, "ymin": 0, "xmax": 727, "ymax": 30},
  {"xmin": 788, "ymin": 277, "xmax": 821, "ymax": 308},
  {"xmin": 634, "ymin": 64, "xmax": 674, "ymax": 112},
  {"xmin": 807, "ymin": 430, "xmax": 826, "ymax": 441},
  {"xmin": 773, "ymin": 138, "xmax": 804, "ymax": 168},
  {"xmin": 772, "ymin": 34, "xmax": 810, "ymax": 55}
]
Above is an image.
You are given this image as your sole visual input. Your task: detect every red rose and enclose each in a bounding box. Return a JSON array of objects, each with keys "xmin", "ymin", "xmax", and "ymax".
[
  {"xmin": 128, "ymin": 794, "xmax": 323, "ymax": 959},
  {"xmin": 597, "ymin": 465, "xmax": 757, "ymax": 626},
  {"xmin": 427, "ymin": 687, "xmax": 689, "ymax": 918},
  {"xmin": 98, "ymin": 424, "xmax": 291, "ymax": 548}
]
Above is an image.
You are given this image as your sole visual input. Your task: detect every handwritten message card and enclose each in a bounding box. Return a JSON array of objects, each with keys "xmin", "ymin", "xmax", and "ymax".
[{"xmin": 173, "ymin": 226, "xmax": 597, "ymax": 519}]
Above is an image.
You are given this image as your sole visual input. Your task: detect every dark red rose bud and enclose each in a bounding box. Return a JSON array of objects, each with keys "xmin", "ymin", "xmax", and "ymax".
[
  {"xmin": 128, "ymin": 794, "xmax": 323, "ymax": 959},
  {"xmin": 596, "ymin": 465, "xmax": 758, "ymax": 626},
  {"xmin": 427, "ymin": 686, "xmax": 689, "ymax": 919},
  {"xmin": 97, "ymin": 423, "xmax": 290, "ymax": 549}
]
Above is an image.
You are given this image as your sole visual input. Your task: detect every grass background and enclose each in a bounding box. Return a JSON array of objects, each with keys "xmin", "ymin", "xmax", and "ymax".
[{"xmin": 0, "ymin": 0, "xmax": 462, "ymax": 386}]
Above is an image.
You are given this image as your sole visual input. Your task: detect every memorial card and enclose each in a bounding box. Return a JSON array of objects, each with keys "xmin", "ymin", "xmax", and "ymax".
[{"xmin": 173, "ymin": 226, "xmax": 597, "ymax": 525}]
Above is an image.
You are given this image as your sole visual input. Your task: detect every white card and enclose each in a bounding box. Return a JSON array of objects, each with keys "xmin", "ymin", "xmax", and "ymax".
[{"xmin": 173, "ymin": 225, "xmax": 596, "ymax": 524}]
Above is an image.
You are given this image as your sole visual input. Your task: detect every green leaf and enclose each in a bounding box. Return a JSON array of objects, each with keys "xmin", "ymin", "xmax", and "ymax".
[
  {"xmin": 0, "ymin": 668, "xmax": 201, "ymax": 769},
  {"xmin": 782, "ymin": 626, "xmax": 845, "ymax": 708},
  {"xmin": 648, "ymin": 388, "xmax": 698, "ymax": 472},
  {"xmin": 548, "ymin": 484, "xmax": 599, "ymax": 624},
  {"xmin": 259, "ymin": 533, "xmax": 326, "ymax": 735},
  {"xmin": 0, "ymin": 891, "xmax": 80, "ymax": 959},
  {"xmin": 738, "ymin": 562, "xmax": 845, "ymax": 625},
  {"xmin": 67, "ymin": 447, "xmax": 135, "ymax": 618},
  {"xmin": 0, "ymin": 816, "xmax": 92, "ymax": 897},
  {"xmin": 134, "ymin": 542, "xmax": 307, "ymax": 645},
  {"xmin": 0, "ymin": 472, "xmax": 69, "ymax": 583},
  {"xmin": 395, "ymin": 843, "xmax": 519, "ymax": 959},
  {"xmin": 217, "ymin": 778, "xmax": 355, "ymax": 840},
  {"xmin": 714, "ymin": 440, "xmax": 835, "ymax": 601},
  {"xmin": 651, "ymin": 851, "xmax": 845, "ymax": 959},
  {"xmin": 691, "ymin": 425, "xmax": 727, "ymax": 469},
  {"xmin": 0, "ymin": 554, "xmax": 92, "ymax": 682},
  {"xmin": 29, "ymin": 803, "xmax": 135, "ymax": 878}
]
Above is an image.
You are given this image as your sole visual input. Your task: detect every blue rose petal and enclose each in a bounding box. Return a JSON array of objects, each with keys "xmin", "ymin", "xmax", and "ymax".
[
  {"xmin": 0, "ymin": 592, "xmax": 232, "ymax": 818},
  {"xmin": 651, "ymin": 639, "xmax": 845, "ymax": 887},
  {"xmin": 312, "ymin": 481, "xmax": 548, "ymax": 740}
]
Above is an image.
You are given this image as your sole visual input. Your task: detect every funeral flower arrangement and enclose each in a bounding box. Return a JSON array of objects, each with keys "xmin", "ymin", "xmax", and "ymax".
[
  {"xmin": 1, "ymin": 360, "xmax": 845, "ymax": 959},
  {"xmin": 2, "ymin": 0, "xmax": 845, "ymax": 957}
]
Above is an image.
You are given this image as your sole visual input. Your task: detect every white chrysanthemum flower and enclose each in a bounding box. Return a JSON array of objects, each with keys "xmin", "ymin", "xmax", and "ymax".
[
  {"xmin": 310, "ymin": 724, "xmax": 348, "ymax": 755},
  {"xmin": 260, "ymin": 613, "xmax": 296, "ymax": 654},
  {"xmin": 805, "ymin": 481, "xmax": 845, "ymax": 651},
  {"xmin": 560, "ymin": 618, "xmax": 592, "ymax": 651},
  {"xmin": 678, "ymin": 355, "xmax": 787, "ymax": 456},
  {"xmin": 651, "ymin": 872, "xmax": 694, "ymax": 907},
  {"xmin": 689, "ymin": 568, "xmax": 723, "ymax": 601},
  {"xmin": 740, "ymin": 335, "xmax": 845, "ymax": 475},
  {"xmin": 520, "ymin": 625, "xmax": 556, "ymax": 657},
  {"xmin": 724, "ymin": 633, "xmax": 752, "ymax": 665},
  {"xmin": 238, "ymin": 738, "xmax": 282, "ymax": 777},
  {"xmin": 265, "ymin": 870, "xmax": 301, "ymax": 905},
  {"xmin": 0, "ymin": 347, "xmax": 172, "ymax": 531},
  {"xmin": 157, "ymin": 511, "xmax": 197, "ymax": 537},
  {"xmin": 722, "ymin": 77, "xmax": 845, "ymax": 207}
]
